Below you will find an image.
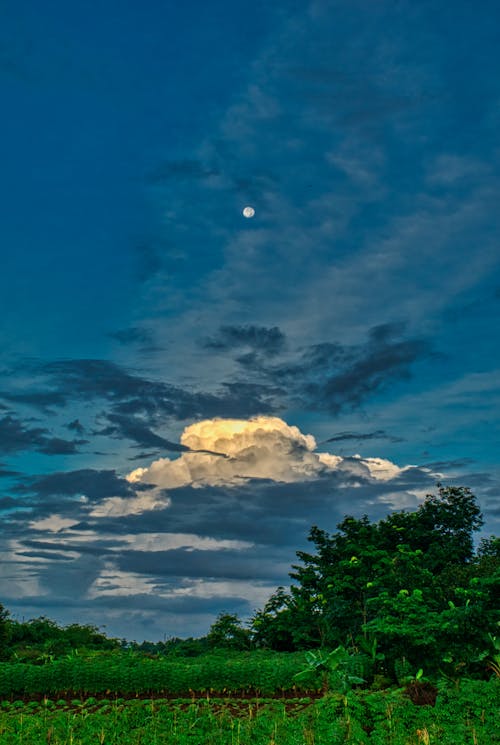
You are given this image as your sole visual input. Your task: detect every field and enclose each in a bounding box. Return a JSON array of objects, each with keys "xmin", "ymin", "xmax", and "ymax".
[
  {"xmin": 0, "ymin": 678, "xmax": 498, "ymax": 744},
  {"xmin": 0, "ymin": 651, "xmax": 307, "ymax": 698}
]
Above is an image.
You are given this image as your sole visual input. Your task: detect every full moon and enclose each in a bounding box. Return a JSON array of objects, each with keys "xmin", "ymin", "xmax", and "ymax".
[{"xmin": 242, "ymin": 206, "xmax": 255, "ymax": 218}]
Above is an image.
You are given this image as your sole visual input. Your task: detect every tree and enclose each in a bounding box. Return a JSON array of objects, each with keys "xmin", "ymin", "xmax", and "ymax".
[
  {"xmin": 408, "ymin": 485, "xmax": 483, "ymax": 571},
  {"xmin": 251, "ymin": 587, "xmax": 297, "ymax": 650},
  {"xmin": 267, "ymin": 485, "xmax": 495, "ymax": 674},
  {"xmin": 206, "ymin": 613, "xmax": 251, "ymax": 650},
  {"xmin": 0, "ymin": 603, "xmax": 10, "ymax": 660}
]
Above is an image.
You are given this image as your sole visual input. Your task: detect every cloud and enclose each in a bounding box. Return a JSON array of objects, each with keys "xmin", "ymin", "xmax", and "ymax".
[
  {"xmin": 20, "ymin": 468, "xmax": 141, "ymax": 501},
  {"xmin": 1, "ymin": 391, "xmax": 67, "ymax": 411},
  {"xmin": 0, "ymin": 415, "xmax": 85, "ymax": 455},
  {"xmin": 0, "ymin": 415, "xmax": 49, "ymax": 453},
  {"xmin": 204, "ymin": 325, "xmax": 286, "ymax": 355},
  {"xmin": 0, "ymin": 467, "xmax": 19, "ymax": 479},
  {"xmin": 98, "ymin": 413, "xmax": 228, "ymax": 456},
  {"xmin": 228, "ymin": 322, "xmax": 431, "ymax": 415},
  {"xmin": 66, "ymin": 419, "xmax": 85, "ymax": 434},
  {"xmin": 89, "ymin": 491, "xmax": 171, "ymax": 518},
  {"xmin": 117, "ymin": 547, "xmax": 289, "ymax": 581},
  {"xmin": 299, "ymin": 324, "xmax": 431, "ymax": 414},
  {"xmin": 127, "ymin": 415, "xmax": 409, "ymax": 490},
  {"xmin": 37, "ymin": 437, "xmax": 88, "ymax": 455},
  {"xmin": 39, "ymin": 359, "xmax": 277, "ymax": 421},
  {"xmin": 320, "ymin": 430, "xmax": 403, "ymax": 444},
  {"xmin": 1, "ymin": 323, "xmax": 429, "ymax": 455}
]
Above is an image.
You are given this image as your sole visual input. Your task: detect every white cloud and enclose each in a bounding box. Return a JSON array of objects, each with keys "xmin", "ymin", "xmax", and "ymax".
[
  {"xmin": 119, "ymin": 533, "xmax": 253, "ymax": 552},
  {"xmin": 29, "ymin": 515, "xmax": 79, "ymax": 532},
  {"xmin": 89, "ymin": 491, "xmax": 171, "ymax": 518},
  {"xmin": 87, "ymin": 564, "xmax": 154, "ymax": 599},
  {"xmin": 127, "ymin": 415, "xmax": 410, "ymax": 493}
]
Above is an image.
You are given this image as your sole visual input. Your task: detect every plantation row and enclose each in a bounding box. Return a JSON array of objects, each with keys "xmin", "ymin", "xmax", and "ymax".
[
  {"xmin": 0, "ymin": 652, "xmax": 308, "ymax": 697},
  {"xmin": 0, "ymin": 680, "xmax": 498, "ymax": 744}
]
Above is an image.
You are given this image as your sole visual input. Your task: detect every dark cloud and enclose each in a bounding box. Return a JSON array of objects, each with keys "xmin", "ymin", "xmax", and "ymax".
[
  {"xmin": 128, "ymin": 451, "xmax": 165, "ymax": 462},
  {"xmin": 21, "ymin": 538, "xmax": 118, "ymax": 557},
  {"xmin": 198, "ymin": 323, "xmax": 431, "ymax": 416},
  {"xmin": 0, "ymin": 415, "xmax": 48, "ymax": 453},
  {"xmin": 204, "ymin": 325, "xmax": 286, "ymax": 355},
  {"xmin": 1, "ymin": 391, "xmax": 67, "ymax": 411},
  {"xmin": 38, "ymin": 358, "xmax": 278, "ymax": 422},
  {"xmin": 37, "ymin": 437, "xmax": 87, "ymax": 455},
  {"xmin": 305, "ymin": 325, "xmax": 430, "ymax": 414},
  {"xmin": 18, "ymin": 468, "xmax": 140, "ymax": 501},
  {"xmin": 109, "ymin": 472, "xmax": 426, "ymax": 549},
  {"xmin": 320, "ymin": 430, "xmax": 403, "ymax": 444},
  {"xmin": 18, "ymin": 550, "xmax": 75, "ymax": 562},
  {"xmin": 0, "ymin": 496, "xmax": 21, "ymax": 509},
  {"xmin": 3, "ymin": 322, "xmax": 429, "ymax": 440},
  {"xmin": 66, "ymin": 419, "xmax": 85, "ymax": 435},
  {"xmin": 101, "ymin": 413, "xmax": 228, "ymax": 456},
  {"xmin": 420, "ymin": 458, "xmax": 475, "ymax": 471},
  {"xmin": 118, "ymin": 548, "xmax": 288, "ymax": 582},
  {"xmin": 0, "ymin": 466, "xmax": 19, "ymax": 479},
  {"xmin": 84, "ymin": 593, "xmax": 252, "ymax": 617},
  {"xmin": 0, "ymin": 415, "xmax": 83, "ymax": 455},
  {"xmin": 244, "ymin": 322, "xmax": 432, "ymax": 415},
  {"xmin": 108, "ymin": 327, "xmax": 154, "ymax": 346},
  {"xmin": 216, "ymin": 383, "xmax": 280, "ymax": 418},
  {"xmin": 43, "ymin": 359, "xmax": 159, "ymax": 402},
  {"xmin": 37, "ymin": 554, "xmax": 104, "ymax": 598}
]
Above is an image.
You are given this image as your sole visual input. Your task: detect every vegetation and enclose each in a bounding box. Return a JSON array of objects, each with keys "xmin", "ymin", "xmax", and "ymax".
[
  {"xmin": 0, "ymin": 680, "xmax": 498, "ymax": 744},
  {"xmin": 0, "ymin": 485, "xmax": 498, "ymax": 741},
  {"xmin": 253, "ymin": 485, "xmax": 500, "ymax": 677}
]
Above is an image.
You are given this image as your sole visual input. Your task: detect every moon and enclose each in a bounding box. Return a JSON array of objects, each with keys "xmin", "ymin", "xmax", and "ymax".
[{"xmin": 242, "ymin": 206, "xmax": 255, "ymax": 218}]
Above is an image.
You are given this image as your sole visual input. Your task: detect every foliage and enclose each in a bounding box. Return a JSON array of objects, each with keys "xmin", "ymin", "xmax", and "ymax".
[
  {"xmin": 0, "ymin": 604, "xmax": 10, "ymax": 661},
  {"xmin": 206, "ymin": 613, "xmax": 251, "ymax": 651},
  {"xmin": 7, "ymin": 617, "xmax": 120, "ymax": 663},
  {"xmin": 251, "ymin": 587, "xmax": 296, "ymax": 651},
  {"xmin": 251, "ymin": 485, "xmax": 499, "ymax": 679},
  {"xmin": 0, "ymin": 650, "xmax": 308, "ymax": 698},
  {"xmin": 293, "ymin": 646, "xmax": 365, "ymax": 694},
  {"xmin": 0, "ymin": 680, "xmax": 498, "ymax": 744}
]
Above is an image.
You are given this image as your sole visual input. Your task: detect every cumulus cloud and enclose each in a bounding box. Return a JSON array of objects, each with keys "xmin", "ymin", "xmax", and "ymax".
[{"xmin": 127, "ymin": 415, "xmax": 408, "ymax": 491}]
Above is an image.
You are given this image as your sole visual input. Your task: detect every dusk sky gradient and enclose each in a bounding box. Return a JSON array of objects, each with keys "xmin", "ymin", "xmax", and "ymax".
[{"xmin": 1, "ymin": 0, "xmax": 500, "ymax": 641}]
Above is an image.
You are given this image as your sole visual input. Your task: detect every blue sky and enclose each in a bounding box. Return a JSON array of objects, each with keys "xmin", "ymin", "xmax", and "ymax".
[{"xmin": 1, "ymin": 0, "xmax": 500, "ymax": 641}]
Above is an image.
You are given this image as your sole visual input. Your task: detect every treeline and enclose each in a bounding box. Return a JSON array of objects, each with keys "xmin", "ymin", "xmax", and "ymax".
[{"xmin": 1, "ymin": 485, "xmax": 499, "ymax": 685}]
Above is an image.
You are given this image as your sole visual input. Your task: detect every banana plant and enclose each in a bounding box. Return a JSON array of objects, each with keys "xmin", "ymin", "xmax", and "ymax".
[
  {"xmin": 485, "ymin": 633, "xmax": 500, "ymax": 678},
  {"xmin": 293, "ymin": 646, "xmax": 365, "ymax": 694}
]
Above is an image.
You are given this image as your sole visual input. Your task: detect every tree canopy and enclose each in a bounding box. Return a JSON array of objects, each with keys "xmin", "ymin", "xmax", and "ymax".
[{"xmin": 251, "ymin": 485, "xmax": 499, "ymax": 678}]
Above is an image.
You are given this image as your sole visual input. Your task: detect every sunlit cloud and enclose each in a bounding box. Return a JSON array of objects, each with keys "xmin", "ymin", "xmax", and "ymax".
[
  {"xmin": 89, "ymin": 491, "xmax": 171, "ymax": 518},
  {"xmin": 127, "ymin": 415, "xmax": 410, "ymax": 493}
]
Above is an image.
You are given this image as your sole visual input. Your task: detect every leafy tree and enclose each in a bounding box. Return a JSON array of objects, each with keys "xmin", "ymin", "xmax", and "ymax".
[
  {"xmin": 261, "ymin": 485, "xmax": 495, "ymax": 674},
  {"xmin": 7, "ymin": 616, "xmax": 120, "ymax": 661},
  {"xmin": 251, "ymin": 587, "xmax": 296, "ymax": 650},
  {"xmin": 0, "ymin": 603, "xmax": 10, "ymax": 660},
  {"xmin": 206, "ymin": 613, "xmax": 251, "ymax": 650}
]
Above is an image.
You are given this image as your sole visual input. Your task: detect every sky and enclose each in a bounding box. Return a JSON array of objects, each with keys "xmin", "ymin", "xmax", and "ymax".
[{"xmin": 1, "ymin": 0, "xmax": 500, "ymax": 642}]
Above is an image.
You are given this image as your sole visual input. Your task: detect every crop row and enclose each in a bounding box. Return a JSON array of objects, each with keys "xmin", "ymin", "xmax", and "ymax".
[
  {"xmin": 0, "ymin": 652, "xmax": 308, "ymax": 697},
  {"xmin": 0, "ymin": 680, "xmax": 498, "ymax": 744}
]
